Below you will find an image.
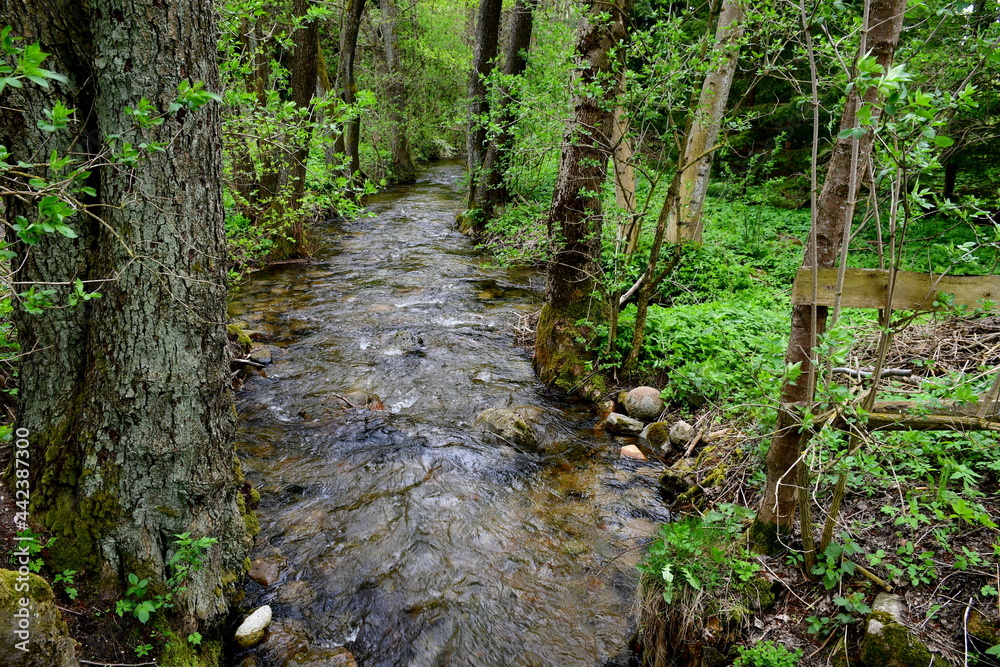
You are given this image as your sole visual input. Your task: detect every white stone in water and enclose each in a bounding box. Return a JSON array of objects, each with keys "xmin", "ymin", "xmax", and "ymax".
[{"xmin": 235, "ymin": 605, "xmax": 272, "ymax": 648}]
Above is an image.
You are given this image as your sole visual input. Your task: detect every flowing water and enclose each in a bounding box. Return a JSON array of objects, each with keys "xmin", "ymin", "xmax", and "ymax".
[{"xmin": 231, "ymin": 160, "xmax": 669, "ymax": 666}]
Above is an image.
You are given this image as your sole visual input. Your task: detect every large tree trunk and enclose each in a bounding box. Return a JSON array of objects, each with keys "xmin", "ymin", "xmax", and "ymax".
[
  {"xmin": 534, "ymin": 0, "xmax": 630, "ymax": 397},
  {"xmin": 751, "ymin": 0, "xmax": 907, "ymax": 551},
  {"xmin": 0, "ymin": 0, "xmax": 251, "ymax": 637},
  {"xmin": 466, "ymin": 0, "xmax": 503, "ymax": 205},
  {"xmin": 666, "ymin": 0, "xmax": 744, "ymax": 244},
  {"xmin": 338, "ymin": 0, "xmax": 367, "ymax": 181},
  {"xmin": 470, "ymin": 0, "xmax": 537, "ymax": 223},
  {"xmin": 379, "ymin": 0, "xmax": 417, "ymax": 183}
]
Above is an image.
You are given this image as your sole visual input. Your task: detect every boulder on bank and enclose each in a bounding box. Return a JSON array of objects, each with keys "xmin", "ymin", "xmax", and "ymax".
[
  {"xmin": 0, "ymin": 569, "xmax": 78, "ymax": 666},
  {"xmin": 624, "ymin": 387, "xmax": 664, "ymax": 422},
  {"xmin": 669, "ymin": 420, "xmax": 696, "ymax": 447},
  {"xmin": 604, "ymin": 412, "xmax": 644, "ymax": 436},
  {"xmin": 474, "ymin": 408, "xmax": 537, "ymax": 449},
  {"xmin": 639, "ymin": 422, "xmax": 671, "ymax": 454}
]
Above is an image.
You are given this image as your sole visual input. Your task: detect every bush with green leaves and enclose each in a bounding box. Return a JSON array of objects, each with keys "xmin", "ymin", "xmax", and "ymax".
[
  {"xmin": 734, "ymin": 640, "xmax": 802, "ymax": 667},
  {"xmin": 638, "ymin": 504, "xmax": 760, "ymax": 605},
  {"xmin": 603, "ymin": 298, "xmax": 787, "ymax": 407}
]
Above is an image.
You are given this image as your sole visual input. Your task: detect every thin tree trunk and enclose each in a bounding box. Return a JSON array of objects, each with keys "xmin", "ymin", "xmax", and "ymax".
[
  {"xmin": 284, "ymin": 0, "xmax": 320, "ymax": 252},
  {"xmin": 466, "ymin": 0, "xmax": 503, "ymax": 205},
  {"xmin": 470, "ymin": 0, "xmax": 537, "ymax": 223},
  {"xmin": 0, "ymin": 0, "xmax": 251, "ymax": 635},
  {"xmin": 535, "ymin": 0, "xmax": 630, "ymax": 397},
  {"xmin": 316, "ymin": 40, "xmax": 340, "ymax": 169},
  {"xmin": 751, "ymin": 0, "xmax": 907, "ymax": 551},
  {"xmin": 612, "ymin": 106, "xmax": 640, "ymax": 257},
  {"xmin": 379, "ymin": 0, "xmax": 417, "ymax": 183},
  {"xmin": 338, "ymin": 0, "xmax": 366, "ymax": 181},
  {"xmin": 666, "ymin": 0, "xmax": 745, "ymax": 244}
]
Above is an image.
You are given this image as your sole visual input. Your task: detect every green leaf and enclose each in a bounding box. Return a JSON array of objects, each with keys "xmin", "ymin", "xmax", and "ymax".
[{"xmin": 933, "ymin": 135, "xmax": 955, "ymax": 148}]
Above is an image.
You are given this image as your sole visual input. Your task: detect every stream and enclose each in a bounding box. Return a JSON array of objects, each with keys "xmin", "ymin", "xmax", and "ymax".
[{"xmin": 231, "ymin": 160, "xmax": 670, "ymax": 666}]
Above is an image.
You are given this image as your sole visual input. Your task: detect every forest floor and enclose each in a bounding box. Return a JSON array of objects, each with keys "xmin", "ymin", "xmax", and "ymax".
[{"xmin": 621, "ymin": 313, "xmax": 1000, "ymax": 665}]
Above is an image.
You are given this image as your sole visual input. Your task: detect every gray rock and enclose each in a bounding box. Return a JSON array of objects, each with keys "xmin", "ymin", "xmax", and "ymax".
[
  {"xmin": 0, "ymin": 569, "xmax": 78, "ymax": 666},
  {"xmin": 235, "ymin": 605, "xmax": 272, "ymax": 649},
  {"xmin": 249, "ymin": 347, "xmax": 273, "ymax": 364},
  {"xmin": 624, "ymin": 387, "xmax": 665, "ymax": 422},
  {"xmin": 475, "ymin": 408, "xmax": 537, "ymax": 449},
  {"xmin": 604, "ymin": 412, "xmax": 644, "ymax": 435},
  {"xmin": 668, "ymin": 420, "xmax": 696, "ymax": 447}
]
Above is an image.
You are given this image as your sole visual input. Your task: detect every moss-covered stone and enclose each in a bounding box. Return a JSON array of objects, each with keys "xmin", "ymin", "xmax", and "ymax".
[
  {"xmin": 860, "ymin": 610, "xmax": 942, "ymax": 667},
  {"xmin": 0, "ymin": 569, "xmax": 78, "ymax": 666},
  {"xmin": 644, "ymin": 422, "xmax": 671, "ymax": 451}
]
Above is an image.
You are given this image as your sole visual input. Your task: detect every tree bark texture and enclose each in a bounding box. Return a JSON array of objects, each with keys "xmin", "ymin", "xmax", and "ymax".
[
  {"xmin": 666, "ymin": 0, "xmax": 744, "ymax": 244},
  {"xmin": 0, "ymin": 0, "xmax": 252, "ymax": 633},
  {"xmin": 379, "ymin": 0, "xmax": 417, "ymax": 183},
  {"xmin": 338, "ymin": 0, "xmax": 366, "ymax": 180},
  {"xmin": 466, "ymin": 0, "xmax": 503, "ymax": 204},
  {"xmin": 284, "ymin": 0, "xmax": 320, "ymax": 250},
  {"xmin": 470, "ymin": 0, "xmax": 537, "ymax": 222},
  {"xmin": 534, "ymin": 0, "xmax": 630, "ymax": 396},
  {"xmin": 752, "ymin": 0, "xmax": 907, "ymax": 549}
]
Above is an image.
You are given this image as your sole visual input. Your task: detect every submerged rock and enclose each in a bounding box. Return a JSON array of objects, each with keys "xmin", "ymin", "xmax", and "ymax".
[
  {"xmin": 287, "ymin": 647, "xmax": 358, "ymax": 667},
  {"xmin": 474, "ymin": 408, "xmax": 537, "ymax": 449},
  {"xmin": 0, "ymin": 569, "xmax": 78, "ymax": 666},
  {"xmin": 604, "ymin": 412, "xmax": 644, "ymax": 436},
  {"xmin": 235, "ymin": 605, "xmax": 273, "ymax": 649},
  {"xmin": 332, "ymin": 390, "xmax": 384, "ymax": 410},
  {"xmin": 248, "ymin": 551, "xmax": 286, "ymax": 587},
  {"xmin": 249, "ymin": 347, "xmax": 273, "ymax": 365},
  {"xmin": 624, "ymin": 387, "xmax": 664, "ymax": 422}
]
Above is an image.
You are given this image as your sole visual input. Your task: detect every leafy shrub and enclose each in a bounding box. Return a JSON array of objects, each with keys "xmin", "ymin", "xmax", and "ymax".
[
  {"xmin": 638, "ymin": 505, "xmax": 759, "ymax": 604},
  {"xmin": 734, "ymin": 640, "xmax": 802, "ymax": 667},
  {"xmin": 477, "ymin": 202, "xmax": 551, "ymax": 267},
  {"xmin": 609, "ymin": 299, "xmax": 787, "ymax": 406}
]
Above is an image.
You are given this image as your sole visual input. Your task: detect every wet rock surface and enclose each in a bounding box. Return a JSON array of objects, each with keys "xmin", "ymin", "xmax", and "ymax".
[{"xmin": 233, "ymin": 161, "xmax": 668, "ymax": 666}]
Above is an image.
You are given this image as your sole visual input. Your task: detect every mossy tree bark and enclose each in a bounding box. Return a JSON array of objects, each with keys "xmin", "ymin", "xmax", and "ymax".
[
  {"xmin": 751, "ymin": 0, "xmax": 907, "ymax": 551},
  {"xmin": 0, "ymin": 0, "xmax": 252, "ymax": 637},
  {"xmin": 470, "ymin": 0, "xmax": 537, "ymax": 223},
  {"xmin": 534, "ymin": 0, "xmax": 630, "ymax": 397}
]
